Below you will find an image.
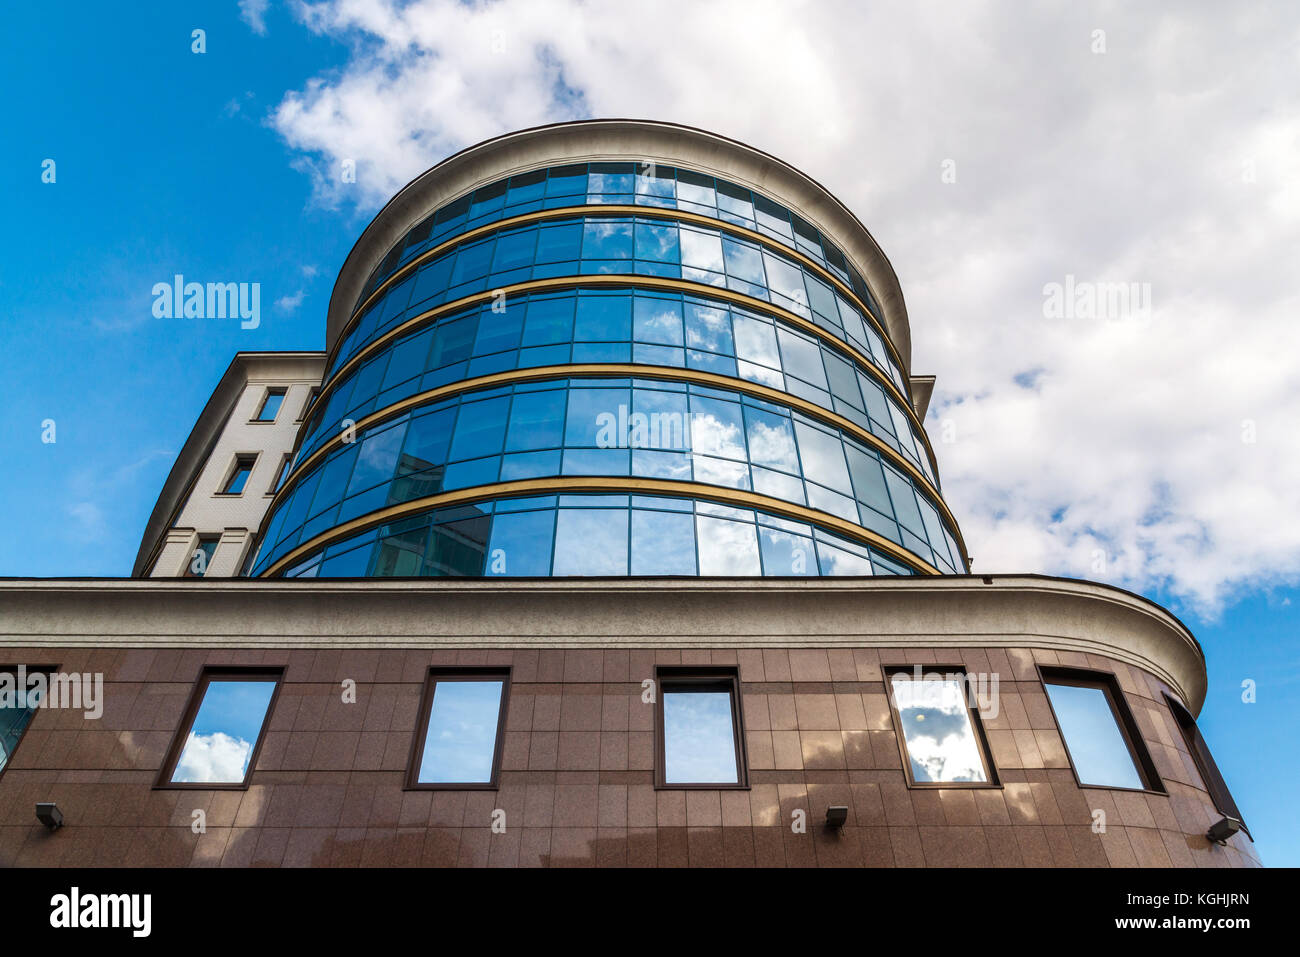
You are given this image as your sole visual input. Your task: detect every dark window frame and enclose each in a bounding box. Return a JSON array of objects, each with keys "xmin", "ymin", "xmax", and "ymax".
[
  {"xmin": 216, "ymin": 453, "xmax": 258, "ymax": 496},
  {"xmin": 155, "ymin": 666, "xmax": 284, "ymax": 790},
  {"xmin": 297, "ymin": 387, "xmax": 320, "ymax": 423},
  {"xmin": 1038, "ymin": 665, "xmax": 1164, "ymax": 794},
  {"xmin": 183, "ymin": 534, "xmax": 221, "ymax": 578},
  {"xmin": 654, "ymin": 666, "xmax": 749, "ymax": 790},
  {"xmin": 268, "ymin": 453, "xmax": 292, "ymax": 497},
  {"xmin": 0, "ymin": 664, "xmax": 57, "ymax": 782},
  {"xmin": 251, "ymin": 387, "xmax": 287, "ymax": 423},
  {"xmin": 1163, "ymin": 692, "xmax": 1249, "ymax": 838},
  {"xmin": 884, "ymin": 664, "xmax": 1000, "ymax": 789},
  {"xmin": 405, "ymin": 667, "xmax": 511, "ymax": 791}
]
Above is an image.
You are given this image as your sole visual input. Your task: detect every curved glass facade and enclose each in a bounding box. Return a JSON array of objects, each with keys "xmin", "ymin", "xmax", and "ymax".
[
  {"xmin": 251, "ymin": 149, "xmax": 965, "ymax": 579},
  {"xmin": 356, "ymin": 162, "xmax": 884, "ymax": 320},
  {"xmin": 279, "ymin": 494, "xmax": 918, "ymax": 579},
  {"xmin": 332, "ymin": 213, "xmax": 906, "ymax": 393},
  {"xmin": 252, "ymin": 376, "xmax": 961, "ymax": 576},
  {"xmin": 300, "ymin": 288, "xmax": 935, "ymax": 485}
]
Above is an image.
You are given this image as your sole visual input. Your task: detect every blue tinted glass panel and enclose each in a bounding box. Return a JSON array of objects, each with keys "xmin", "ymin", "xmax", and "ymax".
[
  {"xmin": 565, "ymin": 387, "xmax": 627, "ymax": 446},
  {"xmin": 582, "ymin": 220, "xmax": 633, "ymax": 259},
  {"xmin": 891, "ymin": 675, "xmax": 988, "ymax": 784},
  {"xmin": 574, "ymin": 293, "xmax": 631, "ymax": 341},
  {"xmin": 535, "ymin": 222, "xmax": 582, "ymax": 262},
  {"xmin": 546, "ymin": 164, "xmax": 587, "ymax": 196},
  {"xmin": 255, "ymin": 391, "xmax": 284, "ymax": 421},
  {"xmin": 695, "ymin": 515, "xmax": 760, "ymax": 574},
  {"xmin": 0, "ymin": 672, "xmax": 43, "ymax": 771},
  {"xmin": 552, "ymin": 508, "xmax": 628, "ymax": 575},
  {"xmin": 486, "ymin": 509, "xmax": 554, "ymax": 575},
  {"xmin": 349, "ymin": 423, "xmax": 406, "ymax": 494},
  {"xmin": 721, "ymin": 237, "xmax": 765, "ymax": 285},
  {"xmin": 490, "ymin": 229, "xmax": 537, "ymax": 273},
  {"xmin": 1045, "ymin": 682, "xmax": 1143, "ymax": 789},
  {"xmin": 223, "ymin": 459, "xmax": 254, "ymax": 494},
  {"xmin": 631, "ymin": 508, "xmax": 696, "ymax": 575},
  {"xmin": 633, "ymin": 296, "xmax": 684, "ymax": 346},
  {"xmin": 759, "ymin": 526, "xmax": 816, "ymax": 576},
  {"xmin": 416, "ymin": 679, "xmax": 504, "ymax": 784},
  {"xmin": 171, "ymin": 679, "xmax": 277, "ymax": 784},
  {"xmin": 520, "ymin": 296, "xmax": 574, "ymax": 347},
  {"xmin": 449, "ymin": 396, "xmax": 509, "ymax": 461},
  {"xmin": 663, "ymin": 688, "xmax": 738, "ymax": 784},
  {"xmin": 501, "ymin": 389, "xmax": 563, "ymax": 452},
  {"xmin": 634, "ymin": 221, "xmax": 680, "ymax": 263}
]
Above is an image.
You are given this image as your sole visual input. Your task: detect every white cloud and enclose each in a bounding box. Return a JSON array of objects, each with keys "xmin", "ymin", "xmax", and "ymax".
[
  {"xmin": 269, "ymin": 0, "xmax": 1300, "ymax": 618},
  {"xmin": 239, "ymin": 0, "xmax": 270, "ymax": 36},
  {"xmin": 174, "ymin": 731, "xmax": 253, "ymax": 783},
  {"xmin": 275, "ymin": 289, "xmax": 306, "ymax": 311}
]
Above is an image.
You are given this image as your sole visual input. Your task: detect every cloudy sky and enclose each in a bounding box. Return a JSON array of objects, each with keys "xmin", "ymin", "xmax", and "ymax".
[
  {"xmin": 2, "ymin": 0, "xmax": 1296, "ymax": 859},
  {"xmin": 263, "ymin": 0, "xmax": 1300, "ymax": 617}
]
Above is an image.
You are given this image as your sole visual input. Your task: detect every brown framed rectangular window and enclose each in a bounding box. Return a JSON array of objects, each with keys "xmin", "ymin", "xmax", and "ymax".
[
  {"xmin": 1039, "ymin": 666, "xmax": 1162, "ymax": 792},
  {"xmin": 1164, "ymin": 693, "xmax": 1248, "ymax": 836},
  {"xmin": 218, "ymin": 454, "xmax": 258, "ymax": 495},
  {"xmin": 655, "ymin": 666, "xmax": 748, "ymax": 789},
  {"xmin": 406, "ymin": 668, "xmax": 510, "ymax": 789},
  {"xmin": 1, "ymin": 665, "xmax": 55, "ymax": 779},
  {"xmin": 885, "ymin": 665, "xmax": 998, "ymax": 787},
  {"xmin": 157, "ymin": 667, "xmax": 283, "ymax": 789}
]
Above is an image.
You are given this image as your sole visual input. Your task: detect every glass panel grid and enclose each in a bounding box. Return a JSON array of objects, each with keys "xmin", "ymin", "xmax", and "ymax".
[
  {"xmin": 259, "ymin": 377, "xmax": 956, "ymax": 575},
  {"xmin": 356, "ymin": 163, "xmax": 883, "ymax": 323}
]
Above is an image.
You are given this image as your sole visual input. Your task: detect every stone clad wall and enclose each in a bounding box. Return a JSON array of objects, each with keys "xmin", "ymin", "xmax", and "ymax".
[{"xmin": 0, "ymin": 643, "xmax": 1259, "ymax": 868}]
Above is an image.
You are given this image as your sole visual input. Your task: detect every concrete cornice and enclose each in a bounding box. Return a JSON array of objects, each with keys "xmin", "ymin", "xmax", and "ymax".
[
  {"xmin": 325, "ymin": 119, "xmax": 914, "ymax": 370},
  {"xmin": 131, "ymin": 351, "xmax": 327, "ymax": 578},
  {"xmin": 909, "ymin": 375, "xmax": 936, "ymax": 421},
  {"xmin": 0, "ymin": 574, "xmax": 1205, "ymax": 712}
]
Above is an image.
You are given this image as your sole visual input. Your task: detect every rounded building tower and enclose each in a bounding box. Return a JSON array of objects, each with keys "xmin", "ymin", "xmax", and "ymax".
[
  {"xmin": 250, "ymin": 120, "xmax": 967, "ymax": 580},
  {"xmin": 5, "ymin": 120, "xmax": 1258, "ymax": 873}
]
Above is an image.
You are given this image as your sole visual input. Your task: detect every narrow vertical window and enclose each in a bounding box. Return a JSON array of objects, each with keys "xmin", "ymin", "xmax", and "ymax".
[
  {"xmin": 887, "ymin": 666, "xmax": 997, "ymax": 786},
  {"xmin": 185, "ymin": 535, "xmax": 220, "ymax": 578},
  {"xmin": 408, "ymin": 669, "xmax": 510, "ymax": 788},
  {"xmin": 220, "ymin": 455, "xmax": 257, "ymax": 494},
  {"xmin": 1041, "ymin": 667, "xmax": 1160, "ymax": 791},
  {"xmin": 160, "ymin": 669, "xmax": 282, "ymax": 787},
  {"xmin": 253, "ymin": 387, "xmax": 286, "ymax": 422},
  {"xmin": 655, "ymin": 667, "xmax": 747, "ymax": 788},
  {"xmin": 270, "ymin": 453, "xmax": 292, "ymax": 495},
  {"xmin": 0, "ymin": 667, "xmax": 50, "ymax": 775},
  {"xmin": 1164, "ymin": 693, "xmax": 1246, "ymax": 833},
  {"xmin": 297, "ymin": 387, "xmax": 320, "ymax": 422}
]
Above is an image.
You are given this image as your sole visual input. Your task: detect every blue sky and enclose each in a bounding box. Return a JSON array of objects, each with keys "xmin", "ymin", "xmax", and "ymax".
[
  {"xmin": 1, "ymin": 2, "xmax": 1296, "ymax": 862},
  {"xmin": 0, "ymin": 3, "xmax": 355, "ymax": 579}
]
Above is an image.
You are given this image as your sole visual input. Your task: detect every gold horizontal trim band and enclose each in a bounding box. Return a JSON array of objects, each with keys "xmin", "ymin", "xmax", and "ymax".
[
  {"xmin": 338, "ymin": 203, "xmax": 905, "ymax": 386},
  {"xmin": 313, "ymin": 274, "xmax": 940, "ymax": 479},
  {"xmin": 260, "ymin": 477, "xmax": 942, "ymax": 579},
  {"xmin": 269, "ymin": 362, "xmax": 965, "ymax": 564}
]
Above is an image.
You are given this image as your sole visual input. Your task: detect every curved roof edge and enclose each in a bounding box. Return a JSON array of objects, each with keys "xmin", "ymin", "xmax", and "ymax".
[
  {"xmin": 326, "ymin": 119, "xmax": 914, "ymax": 370},
  {"xmin": 0, "ymin": 574, "xmax": 1205, "ymax": 713}
]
